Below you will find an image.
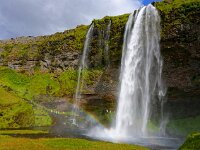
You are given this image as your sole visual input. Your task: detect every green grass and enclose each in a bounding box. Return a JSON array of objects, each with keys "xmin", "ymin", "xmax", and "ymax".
[
  {"xmin": 33, "ymin": 107, "xmax": 52, "ymax": 127},
  {"xmin": 179, "ymin": 133, "xmax": 200, "ymax": 150},
  {"xmin": 0, "ymin": 87, "xmax": 34, "ymax": 128},
  {"xmin": 0, "ymin": 66, "xmax": 103, "ymax": 98},
  {"xmin": 0, "ymin": 66, "xmax": 62, "ymax": 99},
  {"xmin": 0, "ymin": 87, "xmax": 21, "ymax": 106},
  {"xmin": 0, "ymin": 70, "xmax": 54, "ymax": 128},
  {"xmin": 156, "ymin": 0, "xmax": 200, "ymax": 13},
  {"xmin": 0, "ymin": 130, "xmax": 48, "ymax": 135},
  {"xmin": 0, "ymin": 133, "xmax": 149, "ymax": 150},
  {"xmin": 0, "ymin": 102, "xmax": 34, "ymax": 128},
  {"xmin": 58, "ymin": 69, "xmax": 78, "ymax": 96},
  {"xmin": 0, "ymin": 67, "xmax": 29, "ymax": 97},
  {"xmin": 26, "ymin": 73, "xmax": 60, "ymax": 99},
  {"xmin": 0, "ymin": 67, "xmax": 104, "ymax": 128}
]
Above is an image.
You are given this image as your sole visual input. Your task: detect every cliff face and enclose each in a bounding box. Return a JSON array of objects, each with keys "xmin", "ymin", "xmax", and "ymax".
[
  {"xmin": 156, "ymin": 0, "xmax": 200, "ymax": 119},
  {"xmin": 0, "ymin": 0, "xmax": 199, "ymax": 122},
  {"xmin": 158, "ymin": 0, "xmax": 200, "ymax": 92}
]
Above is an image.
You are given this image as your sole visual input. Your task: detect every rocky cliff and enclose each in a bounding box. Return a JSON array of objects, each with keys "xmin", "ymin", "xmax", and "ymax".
[{"xmin": 156, "ymin": 0, "xmax": 200, "ymax": 119}]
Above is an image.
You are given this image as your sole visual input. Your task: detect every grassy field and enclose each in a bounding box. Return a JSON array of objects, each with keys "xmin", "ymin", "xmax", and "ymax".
[
  {"xmin": 0, "ymin": 130, "xmax": 48, "ymax": 135},
  {"xmin": 0, "ymin": 130, "xmax": 149, "ymax": 150}
]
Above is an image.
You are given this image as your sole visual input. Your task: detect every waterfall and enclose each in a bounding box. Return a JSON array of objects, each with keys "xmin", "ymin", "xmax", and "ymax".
[
  {"xmin": 114, "ymin": 4, "xmax": 165, "ymax": 137},
  {"xmin": 104, "ymin": 20, "xmax": 111, "ymax": 67},
  {"xmin": 87, "ymin": 5, "xmax": 182, "ymax": 149},
  {"xmin": 72, "ymin": 20, "xmax": 112, "ymax": 126},
  {"xmin": 72, "ymin": 24, "xmax": 94, "ymax": 126}
]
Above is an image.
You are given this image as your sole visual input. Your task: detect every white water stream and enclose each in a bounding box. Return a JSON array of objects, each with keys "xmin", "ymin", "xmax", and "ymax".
[
  {"xmin": 72, "ymin": 24, "xmax": 94, "ymax": 126},
  {"xmin": 114, "ymin": 4, "xmax": 165, "ymax": 138},
  {"xmin": 104, "ymin": 20, "xmax": 111, "ymax": 67}
]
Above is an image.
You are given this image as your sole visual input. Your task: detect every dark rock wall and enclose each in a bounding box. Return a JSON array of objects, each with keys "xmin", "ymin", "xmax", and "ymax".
[{"xmin": 157, "ymin": 0, "xmax": 200, "ymax": 118}]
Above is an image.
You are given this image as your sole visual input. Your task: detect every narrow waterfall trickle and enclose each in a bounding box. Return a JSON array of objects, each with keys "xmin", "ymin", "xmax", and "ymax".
[
  {"xmin": 104, "ymin": 20, "xmax": 111, "ymax": 67},
  {"xmin": 72, "ymin": 24, "xmax": 94, "ymax": 126},
  {"xmin": 114, "ymin": 4, "xmax": 165, "ymax": 137}
]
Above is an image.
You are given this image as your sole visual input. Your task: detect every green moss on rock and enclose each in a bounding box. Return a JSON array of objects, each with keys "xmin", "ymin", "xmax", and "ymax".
[{"xmin": 179, "ymin": 133, "xmax": 200, "ymax": 150}]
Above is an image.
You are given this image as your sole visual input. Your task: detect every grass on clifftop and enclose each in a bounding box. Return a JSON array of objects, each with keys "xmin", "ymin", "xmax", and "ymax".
[
  {"xmin": 156, "ymin": 0, "xmax": 200, "ymax": 13},
  {"xmin": 156, "ymin": 0, "xmax": 200, "ymax": 38},
  {"xmin": 0, "ymin": 25, "xmax": 88, "ymax": 63}
]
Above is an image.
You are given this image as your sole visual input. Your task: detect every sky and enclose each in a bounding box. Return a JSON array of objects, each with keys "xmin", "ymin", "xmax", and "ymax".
[{"xmin": 0, "ymin": 0, "xmax": 161, "ymax": 40}]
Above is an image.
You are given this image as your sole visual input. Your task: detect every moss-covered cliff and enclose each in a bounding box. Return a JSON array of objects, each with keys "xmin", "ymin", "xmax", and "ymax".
[
  {"xmin": 0, "ymin": 0, "xmax": 199, "ymax": 131},
  {"xmin": 156, "ymin": 0, "xmax": 200, "ymax": 117}
]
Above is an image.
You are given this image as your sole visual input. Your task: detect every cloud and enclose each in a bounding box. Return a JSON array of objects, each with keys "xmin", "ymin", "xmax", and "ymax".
[{"xmin": 0, "ymin": 0, "xmax": 142, "ymax": 39}]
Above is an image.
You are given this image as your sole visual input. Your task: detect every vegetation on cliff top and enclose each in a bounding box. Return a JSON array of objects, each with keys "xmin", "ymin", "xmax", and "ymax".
[
  {"xmin": 156, "ymin": 0, "xmax": 200, "ymax": 38},
  {"xmin": 0, "ymin": 25, "xmax": 88, "ymax": 64}
]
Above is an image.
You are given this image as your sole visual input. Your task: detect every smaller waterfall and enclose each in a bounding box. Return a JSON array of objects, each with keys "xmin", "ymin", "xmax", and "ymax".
[
  {"xmin": 72, "ymin": 24, "xmax": 94, "ymax": 126},
  {"xmin": 72, "ymin": 21, "xmax": 111, "ymax": 126},
  {"xmin": 104, "ymin": 20, "xmax": 111, "ymax": 67}
]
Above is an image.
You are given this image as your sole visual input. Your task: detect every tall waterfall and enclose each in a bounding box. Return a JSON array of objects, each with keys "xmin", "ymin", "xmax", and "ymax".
[
  {"xmin": 114, "ymin": 4, "xmax": 165, "ymax": 137},
  {"xmin": 72, "ymin": 24, "xmax": 94, "ymax": 125},
  {"xmin": 87, "ymin": 5, "xmax": 181, "ymax": 149}
]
